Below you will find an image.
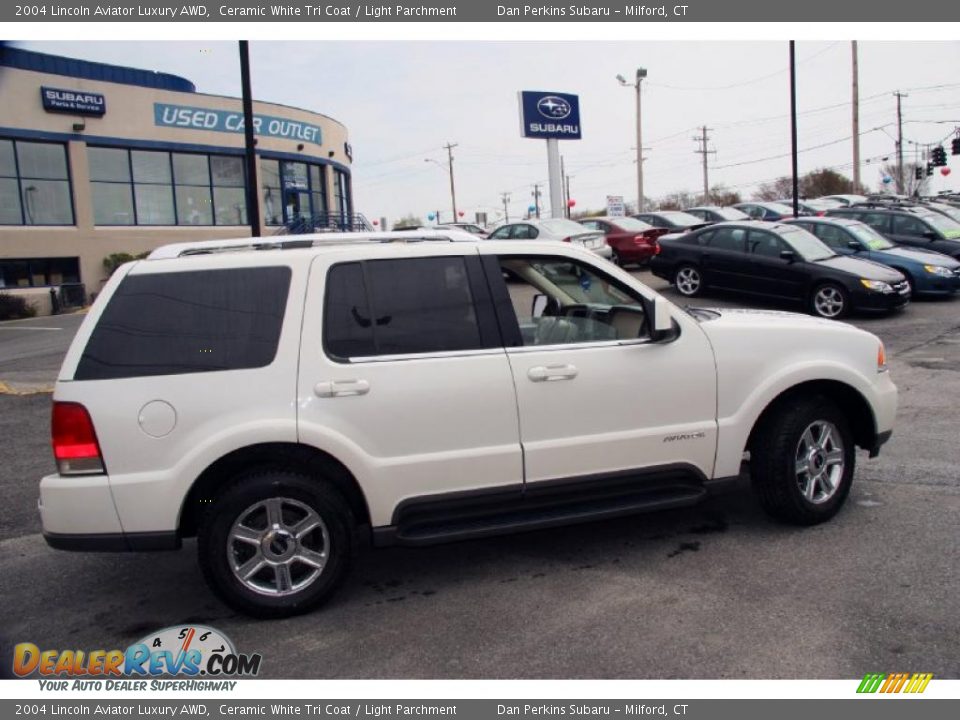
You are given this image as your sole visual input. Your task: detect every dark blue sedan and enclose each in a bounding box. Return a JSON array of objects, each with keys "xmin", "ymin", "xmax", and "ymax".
[{"xmin": 786, "ymin": 216, "xmax": 960, "ymax": 296}]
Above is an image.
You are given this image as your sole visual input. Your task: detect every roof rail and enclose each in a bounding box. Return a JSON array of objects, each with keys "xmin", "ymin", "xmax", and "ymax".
[{"xmin": 146, "ymin": 229, "xmax": 479, "ymax": 259}]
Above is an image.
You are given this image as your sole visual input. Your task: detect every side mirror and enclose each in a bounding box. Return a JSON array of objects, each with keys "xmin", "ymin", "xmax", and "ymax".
[
  {"xmin": 651, "ymin": 295, "xmax": 680, "ymax": 343},
  {"xmin": 531, "ymin": 294, "xmax": 548, "ymax": 318},
  {"xmin": 847, "ymin": 241, "xmax": 862, "ymax": 251},
  {"xmin": 923, "ymin": 230, "xmax": 938, "ymax": 240},
  {"xmin": 780, "ymin": 250, "xmax": 797, "ymax": 263}
]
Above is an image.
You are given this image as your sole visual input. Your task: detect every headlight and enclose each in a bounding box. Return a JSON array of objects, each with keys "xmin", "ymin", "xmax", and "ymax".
[
  {"xmin": 924, "ymin": 264, "xmax": 953, "ymax": 278},
  {"xmin": 860, "ymin": 279, "xmax": 893, "ymax": 294}
]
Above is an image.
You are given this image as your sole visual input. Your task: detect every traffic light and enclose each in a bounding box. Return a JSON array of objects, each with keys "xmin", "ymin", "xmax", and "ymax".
[
  {"xmin": 926, "ymin": 163, "xmax": 934, "ymax": 177},
  {"xmin": 931, "ymin": 145, "xmax": 948, "ymax": 167},
  {"xmin": 952, "ymin": 137, "xmax": 960, "ymax": 156},
  {"xmin": 915, "ymin": 166, "xmax": 923, "ymax": 180}
]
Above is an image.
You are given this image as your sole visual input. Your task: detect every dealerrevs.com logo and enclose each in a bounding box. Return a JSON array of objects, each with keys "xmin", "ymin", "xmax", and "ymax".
[
  {"xmin": 13, "ymin": 625, "xmax": 262, "ymax": 690},
  {"xmin": 857, "ymin": 672, "xmax": 933, "ymax": 694}
]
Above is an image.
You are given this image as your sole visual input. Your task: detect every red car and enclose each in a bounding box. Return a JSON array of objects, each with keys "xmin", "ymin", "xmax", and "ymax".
[{"xmin": 578, "ymin": 216, "xmax": 666, "ymax": 266}]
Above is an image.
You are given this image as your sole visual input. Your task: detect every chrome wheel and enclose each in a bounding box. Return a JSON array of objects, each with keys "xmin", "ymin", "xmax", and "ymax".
[
  {"xmin": 675, "ymin": 266, "xmax": 701, "ymax": 296},
  {"xmin": 227, "ymin": 497, "xmax": 329, "ymax": 597},
  {"xmin": 795, "ymin": 420, "xmax": 845, "ymax": 504},
  {"xmin": 813, "ymin": 285, "xmax": 845, "ymax": 318}
]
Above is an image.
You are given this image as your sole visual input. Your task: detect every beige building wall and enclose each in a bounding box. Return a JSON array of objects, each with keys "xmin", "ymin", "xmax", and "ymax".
[{"xmin": 0, "ymin": 63, "xmax": 351, "ymax": 303}]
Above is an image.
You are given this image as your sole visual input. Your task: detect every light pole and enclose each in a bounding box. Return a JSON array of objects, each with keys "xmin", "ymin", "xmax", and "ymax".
[
  {"xmin": 618, "ymin": 68, "xmax": 647, "ymax": 213},
  {"xmin": 425, "ymin": 144, "xmax": 458, "ymax": 222}
]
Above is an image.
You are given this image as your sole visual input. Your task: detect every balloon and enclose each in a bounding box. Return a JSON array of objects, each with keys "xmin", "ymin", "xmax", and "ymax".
[
  {"xmin": 567, "ymin": 199, "xmax": 576, "ymax": 208},
  {"xmin": 528, "ymin": 205, "xmax": 537, "ymax": 213},
  {"xmin": 427, "ymin": 213, "xmax": 436, "ymax": 221},
  {"xmin": 882, "ymin": 176, "xmax": 893, "ymax": 184},
  {"xmin": 372, "ymin": 219, "xmax": 379, "ymax": 226},
  {"xmin": 942, "ymin": 167, "xmax": 952, "ymax": 177},
  {"xmin": 458, "ymin": 210, "xmax": 465, "ymax": 217}
]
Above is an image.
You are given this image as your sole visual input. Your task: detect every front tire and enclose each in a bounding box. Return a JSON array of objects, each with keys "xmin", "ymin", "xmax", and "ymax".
[
  {"xmin": 810, "ymin": 283, "xmax": 848, "ymax": 319},
  {"xmin": 198, "ymin": 470, "xmax": 354, "ymax": 618},
  {"xmin": 750, "ymin": 396, "xmax": 855, "ymax": 525},
  {"xmin": 674, "ymin": 265, "xmax": 703, "ymax": 297}
]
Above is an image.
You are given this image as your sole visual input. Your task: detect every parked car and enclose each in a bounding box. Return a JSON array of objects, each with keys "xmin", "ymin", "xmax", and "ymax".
[
  {"xmin": 774, "ymin": 198, "xmax": 840, "ymax": 216},
  {"xmin": 826, "ymin": 206, "xmax": 960, "ymax": 259},
  {"xmin": 577, "ymin": 215, "xmax": 664, "ymax": 266},
  {"xmin": 438, "ymin": 222, "xmax": 487, "ymax": 236},
  {"xmin": 733, "ymin": 202, "xmax": 799, "ymax": 221},
  {"xmin": 785, "ymin": 216, "xmax": 960, "ymax": 296},
  {"xmin": 649, "ymin": 220, "xmax": 911, "ymax": 318},
  {"xmin": 632, "ymin": 210, "xmax": 712, "ymax": 232},
  {"xmin": 685, "ymin": 206, "xmax": 750, "ymax": 223},
  {"xmin": 487, "ymin": 218, "xmax": 612, "ymax": 259},
  {"xmin": 821, "ymin": 194, "xmax": 869, "ymax": 207},
  {"xmin": 920, "ymin": 201, "xmax": 960, "ymax": 226},
  {"xmin": 40, "ymin": 230, "xmax": 897, "ymax": 617}
]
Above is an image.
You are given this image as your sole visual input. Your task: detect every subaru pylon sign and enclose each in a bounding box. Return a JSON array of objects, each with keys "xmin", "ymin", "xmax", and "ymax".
[{"xmin": 519, "ymin": 91, "xmax": 582, "ymax": 140}]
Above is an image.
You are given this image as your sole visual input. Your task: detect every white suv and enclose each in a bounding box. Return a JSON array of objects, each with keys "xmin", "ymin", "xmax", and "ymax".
[{"xmin": 40, "ymin": 231, "xmax": 897, "ymax": 617}]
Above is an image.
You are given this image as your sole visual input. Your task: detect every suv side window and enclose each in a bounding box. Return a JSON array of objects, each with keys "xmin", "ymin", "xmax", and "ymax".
[
  {"xmin": 810, "ymin": 223, "xmax": 847, "ymax": 250},
  {"xmin": 892, "ymin": 214, "xmax": 926, "ymax": 237},
  {"xmin": 495, "ymin": 255, "xmax": 647, "ymax": 347},
  {"xmin": 76, "ymin": 267, "xmax": 291, "ymax": 381},
  {"xmin": 324, "ymin": 256, "xmax": 494, "ymax": 360},
  {"xmin": 706, "ymin": 227, "xmax": 747, "ymax": 253},
  {"xmin": 488, "ymin": 226, "xmax": 512, "ymax": 240},
  {"xmin": 858, "ymin": 212, "xmax": 891, "ymax": 233}
]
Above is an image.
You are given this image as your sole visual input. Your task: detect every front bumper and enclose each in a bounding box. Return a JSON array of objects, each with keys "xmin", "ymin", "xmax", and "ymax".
[{"xmin": 851, "ymin": 286, "xmax": 911, "ymax": 311}]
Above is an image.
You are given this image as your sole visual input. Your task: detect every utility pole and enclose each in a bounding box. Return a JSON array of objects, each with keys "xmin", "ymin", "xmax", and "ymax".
[
  {"xmin": 238, "ymin": 41, "xmax": 261, "ymax": 237},
  {"xmin": 617, "ymin": 68, "xmax": 648, "ymax": 213},
  {"xmin": 565, "ymin": 174, "xmax": 572, "ymax": 217},
  {"xmin": 443, "ymin": 142, "xmax": 458, "ymax": 221},
  {"xmin": 560, "ymin": 155, "xmax": 567, "ymax": 217},
  {"xmin": 894, "ymin": 92, "xmax": 907, "ymax": 193},
  {"xmin": 693, "ymin": 126, "xmax": 716, "ymax": 203},
  {"xmin": 531, "ymin": 184, "xmax": 542, "ymax": 219},
  {"xmin": 851, "ymin": 41, "xmax": 861, "ymax": 192},
  {"xmin": 789, "ymin": 41, "xmax": 799, "ymax": 217},
  {"xmin": 500, "ymin": 192, "xmax": 511, "ymax": 223}
]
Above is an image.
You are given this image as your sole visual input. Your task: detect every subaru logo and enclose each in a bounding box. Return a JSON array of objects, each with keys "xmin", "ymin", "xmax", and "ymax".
[{"xmin": 536, "ymin": 96, "xmax": 571, "ymax": 120}]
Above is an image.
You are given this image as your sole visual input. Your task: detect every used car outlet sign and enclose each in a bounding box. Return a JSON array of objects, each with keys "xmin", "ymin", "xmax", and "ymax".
[
  {"xmin": 153, "ymin": 103, "xmax": 324, "ymax": 146},
  {"xmin": 519, "ymin": 90, "xmax": 582, "ymax": 140}
]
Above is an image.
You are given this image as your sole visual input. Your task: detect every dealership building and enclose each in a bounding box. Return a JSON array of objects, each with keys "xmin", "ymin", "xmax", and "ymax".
[{"xmin": 0, "ymin": 47, "xmax": 354, "ymax": 312}]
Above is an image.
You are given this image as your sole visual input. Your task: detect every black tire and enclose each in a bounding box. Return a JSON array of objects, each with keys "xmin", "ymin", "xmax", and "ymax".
[
  {"xmin": 611, "ymin": 249, "xmax": 623, "ymax": 267},
  {"xmin": 810, "ymin": 282, "xmax": 849, "ymax": 319},
  {"xmin": 674, "ymin": 264, "xmax": 703, "ymax": 297},
  {"xmin": 198, "ymin": 470, "xmax": 354, "ymax": 618},
  {"xmin": 750, "ymin": 395, "xmax": 855, "ymax": 525}
]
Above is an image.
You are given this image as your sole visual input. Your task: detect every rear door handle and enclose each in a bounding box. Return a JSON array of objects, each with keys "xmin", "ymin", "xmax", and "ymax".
[
  {"xmin": 314, "ymin": 379, "xmax": 370, "ymax": 398},
  {"xmin": 527, "ymin": 364, "xmax": 578, "ymax": 382}
]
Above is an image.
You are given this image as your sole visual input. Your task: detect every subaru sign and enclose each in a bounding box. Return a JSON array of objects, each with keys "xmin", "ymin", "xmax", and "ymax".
[
  {"xmin": 519, "ymin": 91, "xmax": 581, "ymax": 140},
  {"xmin": 41, "ymin": 86, "xmax": 106, "ymax": 116}
]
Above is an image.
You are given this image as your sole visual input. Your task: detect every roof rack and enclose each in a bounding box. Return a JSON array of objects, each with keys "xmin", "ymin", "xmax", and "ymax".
[{"xmin": 146, "ymin": 229, "xmax": 479, "ymax": 260}]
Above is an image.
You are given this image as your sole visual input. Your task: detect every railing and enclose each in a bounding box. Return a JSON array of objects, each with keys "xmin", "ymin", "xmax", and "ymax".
[{"xmin": 273, "ymin": 212, "xmax": 373, "ymax": 235}]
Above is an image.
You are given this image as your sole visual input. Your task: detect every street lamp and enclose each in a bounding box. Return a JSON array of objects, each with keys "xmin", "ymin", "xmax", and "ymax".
[{"xmin": 618, "ymin": 68, "xmax": 647, "ymax": 213}]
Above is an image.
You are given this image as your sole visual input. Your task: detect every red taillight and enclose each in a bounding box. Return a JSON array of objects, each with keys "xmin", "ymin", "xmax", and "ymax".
[
  {"xmin": 561, "ymin": 236, "xmax": 572, "ymax": 243},
  {"xmin": 654, "ymin": 241, "xmax": 662, "ymax": 255},
  {"xmin": 633, "ymin": 234, "xmax": 649, "ymax": 245},
  {"xmin": 52, "ymin": 401, "xmax": 105, "ymax": 475},
  {"xmin": 817, "ymin": 211, "xmax": 826, "ymax": 216}
]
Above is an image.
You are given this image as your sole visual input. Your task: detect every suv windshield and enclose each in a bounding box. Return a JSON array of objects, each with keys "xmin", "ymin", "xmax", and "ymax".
[
  {"xmin": 847, "ymin": 223, "xmax": 894, "ymax": 250},
  {"xmin": 778, "ymin": 226, "xmax": 836, "ymax": 261}
]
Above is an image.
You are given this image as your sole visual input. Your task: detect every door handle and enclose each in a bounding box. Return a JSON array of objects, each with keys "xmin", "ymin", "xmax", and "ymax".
[
  {"xmin": 314, "ymin": 379, "xmax": 370, "ymax": 398},
  {"xmin": 527, "ymin": 364, "xmax": 578, "ymax": 382}
]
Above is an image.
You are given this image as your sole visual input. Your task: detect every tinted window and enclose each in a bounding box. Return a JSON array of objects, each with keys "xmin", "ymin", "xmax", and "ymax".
[
  {"xmin": 512, "ymin": 224, "xmax": 538, "ymax": 239},
  {"xmin": 892, "ymin": 215, "xmax": 926, "ymax": 237},
  {"xmin": 706, "ymin": 227, "xmax": 747, "ymax": 252},
  {"xmin": 749, "ymin": 231, "xmax": 785, "ymax": 257},
  {"xmin": 488, "ymin": 226, "xmax": 511, "ymax": 240},
  {"xmin": 810, "ymin": 223, "xmax": 849, "ymax": 250},
  {"xmin": 324, "ymin": 257, "xmax": 485, "ymax": 359},
  {"xmin": 76, "ymin": 267, "xmax": 290, "ymax": 380},
  {"xmin": 858, "ymin": 213, "xmax": 890, "ymax": 233}
]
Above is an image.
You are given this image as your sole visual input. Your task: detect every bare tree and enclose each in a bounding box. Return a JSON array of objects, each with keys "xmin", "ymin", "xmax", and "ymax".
[
  {"xmin": 881, "ymin": 162, "xmax": 929, "ymax": 197},
  {"xmin": 753, "ymin": 177, "xmax": 794, "ymax": 201}
]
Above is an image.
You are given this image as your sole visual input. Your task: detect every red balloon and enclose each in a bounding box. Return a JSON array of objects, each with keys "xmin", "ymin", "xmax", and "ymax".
[
  {"xmin": 458, "ymin": 210, "xmax": 465, "ymax": 217},
  {"xmin": 372, "ymin": 219, "xmax": 379, "ymax": 225},
  {"xmin": 567, "ymin": 199, "xmax": 576, "ymax": 208},
  {"xmin": 942, "ymin": 167, "xmax": 952, "ymax": 177}
]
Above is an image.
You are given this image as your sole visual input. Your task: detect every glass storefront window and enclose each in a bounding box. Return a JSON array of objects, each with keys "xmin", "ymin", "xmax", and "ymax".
[
  {"xmin": 0, "ymin": 139, "xmax": 74, "ymax": 226},
  {"xmin": 91, "ymin": 182, "xmax": 134, "ymax": 225},
  {"xmin": 135, "ymin": 184, "xmax": 175, "ymax": 225},
  {"xmin": 176, "ymin": 185, "xmax": 213, "ymax": 226},
  {"xmin": 0, "ymin": 257, "xmax": 80, "ymax": 288},
  {"xmin": 213, "ymin": 187, "xmax": 247, "ymax": 226},
  {"xmin": 172, "ymin": 153, "xmax": 210, "ymax": 186},
  {"xmin": 261, "ymin": 157, "xmax": 338, "ymax": 226}
]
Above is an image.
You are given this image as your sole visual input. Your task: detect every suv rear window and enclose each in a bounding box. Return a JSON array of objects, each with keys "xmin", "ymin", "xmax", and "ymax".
[
  {"xmin": 324, "ymin": 256, "xmax": 493, "ymax": 359},
  {"xmin": 75, "ymin": 267, "xmax": 291, "ymax": 380}
]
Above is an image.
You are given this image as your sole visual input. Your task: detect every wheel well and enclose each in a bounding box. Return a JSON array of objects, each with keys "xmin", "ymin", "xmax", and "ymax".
[
  {"xmin": 178, "ymin": 443, "xmax": 370, "ymax": 538},
  {"xmin": 747, "ymin": 380, "xmax": 877, "ymax": 453}
]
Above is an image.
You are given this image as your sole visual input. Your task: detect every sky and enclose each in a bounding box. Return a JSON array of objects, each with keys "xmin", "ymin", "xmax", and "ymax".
[{"xmin": 17, "ymin": 40, "xmax": 960, "ymax": 226}]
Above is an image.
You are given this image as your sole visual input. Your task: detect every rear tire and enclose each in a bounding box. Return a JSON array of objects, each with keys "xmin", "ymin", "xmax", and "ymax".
[
  {"xmin": 198, "ymin": 470, "xmax": 354, "ymax": 618},
  {"xmin": 750, "ymin": 396, "xmax": 855, "ymax": 525},
  {"xmin": 674, "ymin": 265, "xmax": 703, "ymax": 297}
]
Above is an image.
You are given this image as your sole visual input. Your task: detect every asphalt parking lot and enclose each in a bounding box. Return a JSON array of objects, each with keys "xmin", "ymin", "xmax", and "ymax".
[{"xmin": 1, "ymin": 273, "xmax": 958, "ymax": 679}]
